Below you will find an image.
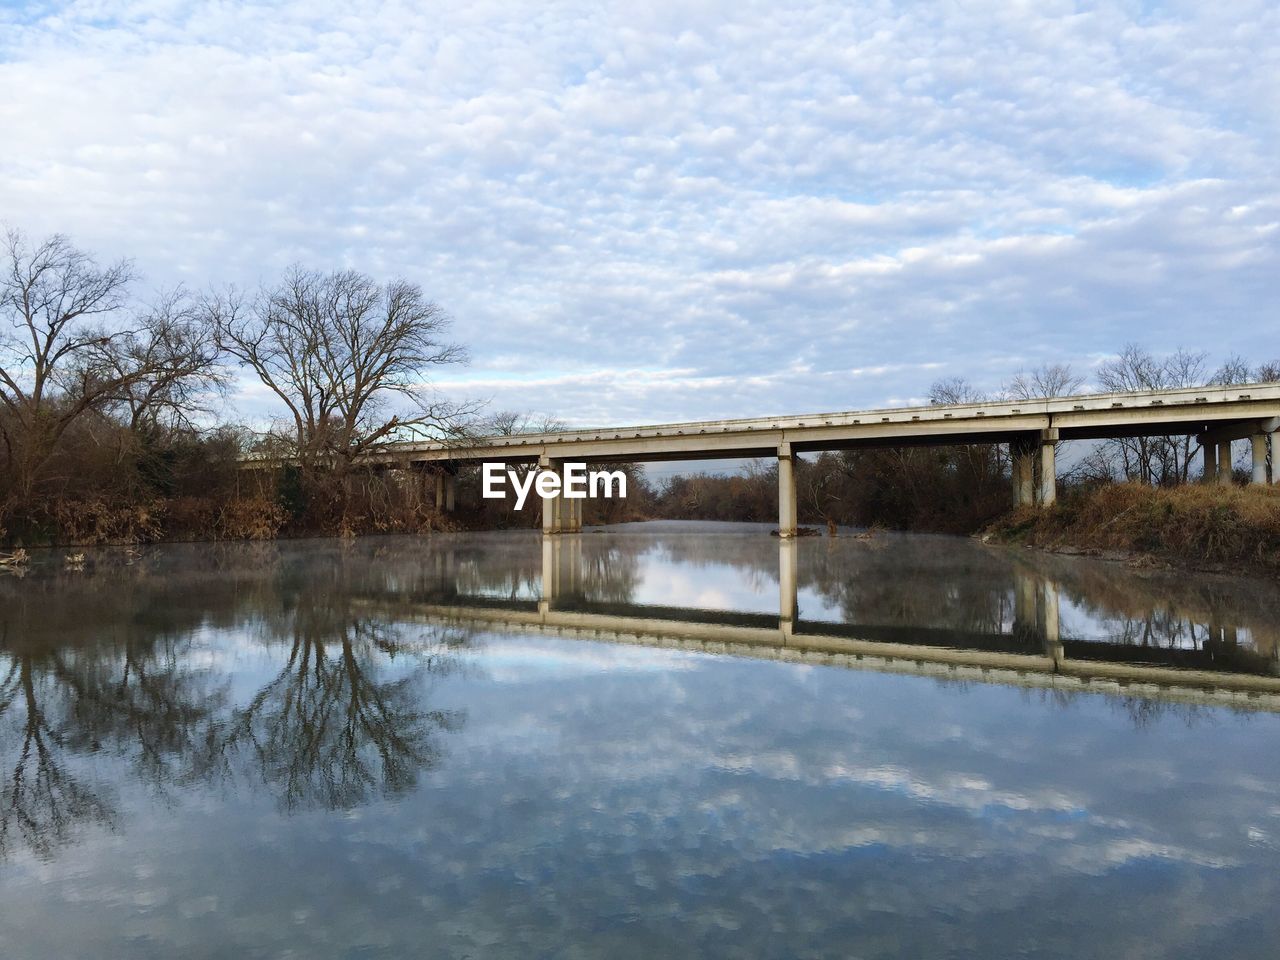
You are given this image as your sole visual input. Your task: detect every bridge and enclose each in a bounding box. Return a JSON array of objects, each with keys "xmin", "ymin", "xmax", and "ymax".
[{"xmin": 392, "ymin": 382, "xmax": 1280, "ymax": 535}]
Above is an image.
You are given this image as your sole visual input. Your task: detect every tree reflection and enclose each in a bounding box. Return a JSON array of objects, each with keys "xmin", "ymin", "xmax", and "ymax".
[
  {"xmin": 1, "ymin": 609, "xmax": 236, "ymax": 857},
  {"xmin": 0, "ymin": 549, "xmax": 474, "ymax": 861},
  {"xmin": 0, "ymin": 652, "xmax": 116, "ymax": 860},
  {"xmin": 199, "ymin": 607, "xmax": 468, "ymax": 811}
]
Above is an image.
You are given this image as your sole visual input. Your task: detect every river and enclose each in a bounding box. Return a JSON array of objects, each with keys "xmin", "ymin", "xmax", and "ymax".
[{"xmin": 2, "ymin": 521, "xmax": 1278, "ymax": 958}]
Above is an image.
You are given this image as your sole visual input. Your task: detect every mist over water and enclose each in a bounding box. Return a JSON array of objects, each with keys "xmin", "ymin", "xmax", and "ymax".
[{"xmin": 2, "ymin": 522, "xmax": 1279, "ymax": 959}]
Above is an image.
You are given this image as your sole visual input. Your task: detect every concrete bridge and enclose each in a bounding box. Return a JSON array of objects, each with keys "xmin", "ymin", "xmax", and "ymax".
[{"xmin": 395, "ymin": 382, "xmax": 1280, "ymax": 535}]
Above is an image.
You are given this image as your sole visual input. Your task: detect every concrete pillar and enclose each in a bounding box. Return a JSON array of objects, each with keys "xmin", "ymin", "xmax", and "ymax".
[
  {"xmin": 1012, "ymin": 440, "xmax": 1035, "ymax": 507},
  {"xmin": 539, "ymin": 456, "xmax": 557, "ymax": 534},
  {"xmin": 444, "ymin": 472, "xmax": 456, "ymax": 512},
  {"xmin": 1273, "ymin": 432, "xmax": 1280, "ymax": 485},
  {"xmin": 560, "ymin": 477, "xmax": 582, "ymax": 533},
  {"xmin": 1202, "ymin": 440, "xmax": 1218, "ymax": 483},
  {"xmin": 777, "ymin": 442, "xmax": 797, "ymax": 538},
  {"xmin": 1217, "ymin": 440, "xmax": 1233, "ymax": 486},
  {"xmin": 536, "ymin": 459, "xmax": 583, "ymax": 533},
  {"xmin": 1038, "ymin": 440, "xmax": 1056, "ymax": 506},
  {"xmin": 557, "ymin": 463, "xmax": 583, "ymax": 532},
  {"xmin": 434, "ymin": 472, "xmax": 445, "ymax": 510},
  {"xmin": 1251, "ymin": 434, "xmax": 1268, "ymax": 485},
  {"xmin": 779, "ymin": 539, "xmax": 798, "ymax": 638}
]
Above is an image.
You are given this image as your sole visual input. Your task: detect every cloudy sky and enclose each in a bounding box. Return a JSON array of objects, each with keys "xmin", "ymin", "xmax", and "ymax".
[{"xmin": 2, "ymin": 0, "xmax": 1277, "ymax": 427}]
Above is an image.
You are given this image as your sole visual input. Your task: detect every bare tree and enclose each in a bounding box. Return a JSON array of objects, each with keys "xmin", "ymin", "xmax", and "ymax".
[
  {"xmin": 1097, "ymin": 345, "xmax": 1152, "ymax": 393},
  {"xmin": 1210, "ymin": 353, "xmax": 1253, "ymax": 387},
  {"xmin": 1001, "ymin": 364, "xmax": 1085, "ymax": 476},
  {"xmin": 926, "ymin": 377, "xmax": 1006, "ymax": 498},
  {"xmin": 928, "ymin": 376, "xmax": 985, "ymax": 405},
  {"xmin": 98, "ymin": 287, "xmax": 227, "ymax": 435},
  {"xmin": 481, "ymin": 409, "xmax": 566, "ymax": 437},
  {"xmin": 1256, "ymin": 360, "xmax": 1280, "ymax": 383},
  {"xmin": 1004, "ymin": 362, "xmax": 1085, "ymax": 401},
  {"xmin": 0, "ymin": 230, "xmax": 134, "ymax": 510},
  {"xmin": 1095, "ymin": 345, "xmax": 1208, "ymax": 484},
  {"xmin": 0, "ymin": 231, "xmax": 229, "ymax": 523},
  {"xmin": 210, "ymin": 267, "xmax": 470, "ymax": 478}
]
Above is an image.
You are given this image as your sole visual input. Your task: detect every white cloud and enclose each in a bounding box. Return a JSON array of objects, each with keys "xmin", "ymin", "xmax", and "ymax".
[{"xmin": 2, "ymin": 0, "xmax": 1277, "ymax": 425}]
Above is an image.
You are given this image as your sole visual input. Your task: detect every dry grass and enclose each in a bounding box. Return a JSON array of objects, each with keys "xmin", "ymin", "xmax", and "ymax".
[
  {"xmin": 49, "ymin": 498, "xmax": 164, "ymax": 545},
  {"xmin": 987, "ymin": 482, "xmax": 1280, "ymax": 573},
  {"xmin": 213, "ymin": 497, "xmax": 289, "ymax": 540}
]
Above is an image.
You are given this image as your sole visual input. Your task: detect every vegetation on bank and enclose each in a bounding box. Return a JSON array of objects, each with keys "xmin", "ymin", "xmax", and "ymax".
[
  {"xmin": 985, "ymin": 483, "xmax": 1280, "ymax": 575},
  {"xmin": 0, "ymin": 227, "xmax": 472, "ymax": 545}
]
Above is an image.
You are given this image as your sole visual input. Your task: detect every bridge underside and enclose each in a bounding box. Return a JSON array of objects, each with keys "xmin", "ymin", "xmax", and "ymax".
[{"xmin": 458, "ymin": 430, "xmax": 1276, "ymax": 537}]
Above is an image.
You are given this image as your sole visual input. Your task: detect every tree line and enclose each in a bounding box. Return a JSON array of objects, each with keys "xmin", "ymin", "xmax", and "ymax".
[{"xmin": 1, "ymin": 227, "xmax": 472, "ymax": 543}]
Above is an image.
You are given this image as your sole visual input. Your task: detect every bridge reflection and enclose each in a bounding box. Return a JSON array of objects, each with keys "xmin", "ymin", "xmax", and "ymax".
[{"xmin": 370, "ymin": 533, "xmax": 1280, "ymax": 712}]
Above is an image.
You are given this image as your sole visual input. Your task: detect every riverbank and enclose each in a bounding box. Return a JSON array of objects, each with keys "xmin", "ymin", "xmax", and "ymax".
[
  {"xmin": 9, "ymin": 484, "xmax": 1280, "ymax": 581},
  {"xmin": 983, "ymin": 482, "xmax": 1280, "ymax": 576},
  {"xmin": 0, "ymin": 493, "xmax": 465, "ymax": 548}
]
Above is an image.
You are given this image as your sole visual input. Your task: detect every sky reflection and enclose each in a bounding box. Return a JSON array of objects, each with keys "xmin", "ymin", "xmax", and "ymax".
[{"xmin": 2, "ymin": 526, "xmax": 1279, "ymax": 958}]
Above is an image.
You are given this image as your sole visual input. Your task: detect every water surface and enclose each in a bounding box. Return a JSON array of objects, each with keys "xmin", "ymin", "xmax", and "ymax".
[{"xmin": 2, "ymin": 522, "xmax": 1279, "ymax": 958}]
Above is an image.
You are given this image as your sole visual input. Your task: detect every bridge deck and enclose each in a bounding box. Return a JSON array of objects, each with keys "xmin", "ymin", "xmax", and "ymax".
[{"xmin": 384, "ymin": 382, "xmax": 1280, "ymax": 463}]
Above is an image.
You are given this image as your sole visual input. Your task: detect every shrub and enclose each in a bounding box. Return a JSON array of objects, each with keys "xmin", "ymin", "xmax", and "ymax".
[
  {"xmin": 986, "ymin": 482, "xmax": 1280, "ymax": 572},
  {"xmin": 216, "ymin": 497, "xmax": 288, "ymax": 540}
]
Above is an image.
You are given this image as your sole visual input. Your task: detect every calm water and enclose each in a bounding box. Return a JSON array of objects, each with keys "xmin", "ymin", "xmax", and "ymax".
[{"xmin": 2, "ymin": 521, "xmax": 1279, "ymax": 958}]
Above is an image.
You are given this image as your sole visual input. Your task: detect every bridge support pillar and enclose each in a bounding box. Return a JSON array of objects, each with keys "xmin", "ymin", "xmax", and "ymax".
[
  {"xmin": 1011, "ymin": 438, "xmax": 1035, "ymax": 507},
  {"xmin": 1038, "ymin": 435, "xmax": 1057, "ymax": 506},
  {"xmin": 538, "ymin": 457, "xmax": 584, "ymax": 533},
  {"xmin": 1217, "ymin": 440, "xmax": 1234, "ymax": 485},
  {"xmin": 560, "ymin": 488, "xmax": 582, "ymax": 533},
  {"xmin": 1201, "ymin": 440, "xmax": 1218, "ymax": 483},
  {"xmin": 1273, "ymin": 432, "xmax": 1280, "ymax": 485},
  {"xmin": 444, "ymin": 472, "xmax": 456, "ymax": 512},
  {"xmin": 777, "ymin": 442, "xmax": 797, "ymax": 538},
  {"xmin": 539, "ymin": 456, "xmax": 558, "ymax": 534},
  {"xmin": 1251, "ymin": 434, "xmax": 1268, "ymax": 485}
]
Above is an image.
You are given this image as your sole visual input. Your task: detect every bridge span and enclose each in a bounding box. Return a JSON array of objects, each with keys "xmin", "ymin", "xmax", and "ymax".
[{"xmin": 392, "ymin": 382, "xmax": 1280, "ymax": 536}]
